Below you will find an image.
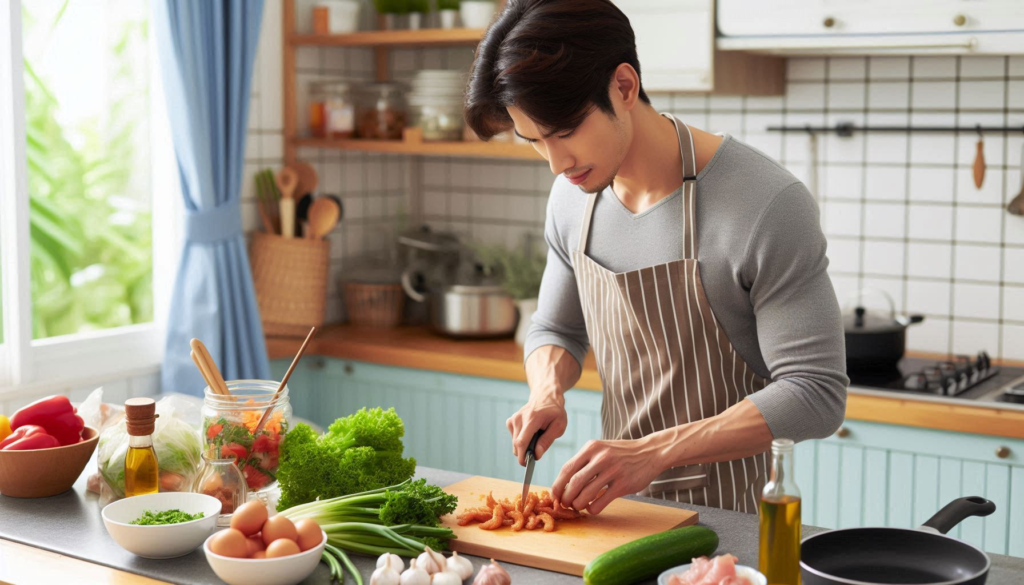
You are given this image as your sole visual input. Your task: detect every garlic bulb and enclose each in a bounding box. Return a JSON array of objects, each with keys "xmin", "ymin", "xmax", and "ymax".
[
  {"xmin": 416, "ymin": 546, "xmax": 446, "ymax": 575},
  {"xmin": 446, "ymin": 551, "xmax": 473, "ymax": 580},
  {"xmin": 378, "ymin": 553, "xmax": 406, "ymax": 573},
  {"xmin": 401, "ymin": 559, "xmax": 431, "ymax": 585},
  {"xmin": 371, "ymin": 554, "xmax": 401, "ymax": 585},
  {"xmin": 472, "ymin": 559, "xmax": 511, "ymax": 585},
  {"xmin": 430, "ymin": 570, "xmax": 462, "ymax": 585}
]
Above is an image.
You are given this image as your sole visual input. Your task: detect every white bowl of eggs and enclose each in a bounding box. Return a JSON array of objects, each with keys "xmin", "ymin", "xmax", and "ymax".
[{"xmin": 204, "ymin": 500, "xmax": 327, "ymax": 585}]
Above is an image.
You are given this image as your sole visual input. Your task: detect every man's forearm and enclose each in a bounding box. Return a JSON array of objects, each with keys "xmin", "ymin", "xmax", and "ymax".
[
  {"xmin": 644, "ymin": 399, "xmax": 775, "ymax": 469},
  {"xmin": 525, "ymin": 344, "xmax": 582, "ymax": 403}
]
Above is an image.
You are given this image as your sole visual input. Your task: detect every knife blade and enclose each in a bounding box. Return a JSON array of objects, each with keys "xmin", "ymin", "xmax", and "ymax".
[{"xmin": 522, "ymin": 429, "xmax": 544, "ymax": 504}]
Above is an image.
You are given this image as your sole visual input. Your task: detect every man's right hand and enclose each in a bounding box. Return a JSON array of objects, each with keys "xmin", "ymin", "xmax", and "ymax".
[
  {"xmin": 507, "ymin": 392, "xmax": 568, "ymax": 466},
  {"xmin": 509, "ymin": 345, "xmax": 582, "ymax": 466}
]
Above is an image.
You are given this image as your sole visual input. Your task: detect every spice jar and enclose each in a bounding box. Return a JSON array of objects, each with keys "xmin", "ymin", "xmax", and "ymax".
[
  {"xmin": 193, "ymin": 448, "xmax": 248, "ymax": 526},
  {"xmin": 308, "ymin": 80, "xmax": 329, "ymax": 138},
  {"xmin": 357, "ymin": 83, "xmax": 407, "ymax": 140},
  {"xmin": 202, "ymin": 380, "xmax": 291, "ymax": 494},
  {"xmin": 323, "ymin": 81, "xmax": 356, "ymax": 139}
]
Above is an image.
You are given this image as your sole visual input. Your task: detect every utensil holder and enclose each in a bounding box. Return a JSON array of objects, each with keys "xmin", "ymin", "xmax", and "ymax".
[{"xmin": 249, "ymin": 232, "xmax": 329, "ymax": 336}]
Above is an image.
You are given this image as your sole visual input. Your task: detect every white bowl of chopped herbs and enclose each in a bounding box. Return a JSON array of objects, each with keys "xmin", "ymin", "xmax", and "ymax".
[{"xmin": 102, "ymin": 492, "xmax": 222, "ymax": 558}]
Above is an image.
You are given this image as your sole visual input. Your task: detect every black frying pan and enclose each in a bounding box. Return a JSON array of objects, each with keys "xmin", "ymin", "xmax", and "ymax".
[{"xmin": 801, "ymin": 497, "xmax": 996, "ymax": 585}]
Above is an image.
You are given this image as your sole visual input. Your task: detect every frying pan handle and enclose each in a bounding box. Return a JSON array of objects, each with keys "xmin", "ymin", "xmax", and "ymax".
[{"xmin": 920, "ymin": 497, "xmax": 996, "ymax": 534}]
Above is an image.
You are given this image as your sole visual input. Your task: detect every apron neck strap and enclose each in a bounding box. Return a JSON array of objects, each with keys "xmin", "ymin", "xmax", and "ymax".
[{"xmin": 576, "ymin": 114, "xmax": 699, "ymax": 257}]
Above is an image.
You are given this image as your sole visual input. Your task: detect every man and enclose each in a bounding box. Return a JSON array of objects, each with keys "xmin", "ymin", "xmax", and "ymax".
[{"xmin": 465, "ymin": 0, "xmax": 848, "ymax": 514}]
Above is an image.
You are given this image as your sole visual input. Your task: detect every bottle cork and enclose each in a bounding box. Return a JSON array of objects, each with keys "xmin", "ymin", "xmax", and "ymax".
[{"xmin": 125, "ymin": 397, "xmax": 159, "ymax": 436}]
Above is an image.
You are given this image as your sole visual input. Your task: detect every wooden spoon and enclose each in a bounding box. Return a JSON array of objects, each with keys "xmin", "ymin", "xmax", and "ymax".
[
  {"xmin": 276, "ymin": 167, "xmax": 299, "ymax": 238},
  {"xmin": 1008, "ymin": 140, "xmax": 1024, "ymax": 216},
  {"xmin": 973, "ymin": 135, "xmax": 986, "ymax": 190},
  {"xmin": 189, "ymin": 338, "xmax": 230, "ymax": 396},
  {"xmin": 291, "ymin": 161, "xmax": 319, "ymax": 197},
  {"xmin": 254, "ymin": 327, "xmax": 317, "ymax": 435},
  {"xmin": 307, "ymin": 197, "xmax": 341, "ymax": 240}
]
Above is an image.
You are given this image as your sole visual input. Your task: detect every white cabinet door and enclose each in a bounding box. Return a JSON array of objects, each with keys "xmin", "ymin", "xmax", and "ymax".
[
  {"xmin": 719, "ymin": 0, "xmax": 1024, "ymax": 37},
  {"xmin": 618, "ymin": 0, "xmax": 714, "ymax": 92}
]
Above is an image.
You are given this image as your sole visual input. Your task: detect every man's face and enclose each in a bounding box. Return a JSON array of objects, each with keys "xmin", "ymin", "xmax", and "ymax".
[{"xmin": 506, "ymin": 104, "xmax": 630, "ymax": 195}]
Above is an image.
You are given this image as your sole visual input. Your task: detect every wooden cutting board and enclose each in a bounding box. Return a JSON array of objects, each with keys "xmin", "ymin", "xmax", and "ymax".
[{"xmin": 441, "ymin": 476, "xmax": 698, "ymax": 576}]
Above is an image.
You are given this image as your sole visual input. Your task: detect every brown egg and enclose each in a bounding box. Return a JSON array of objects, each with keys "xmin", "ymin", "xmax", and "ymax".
[
  {"xmin": 265, "ymin": 538, "xmax": 302, "ymax": 558},
  {"xmin": 208, "ymin": 528, "xmax": 249, "ymax": 558},
  {"xmin": 261, "ymin": 515, "xmax": 299, "ymax": 545},
  {"xmin": 251, "ymin": 550, "xmax": 267, "ymax": 559},
  {"xmin": 230, "ymin": 500, "xmax": 270, "ymax": 537},
  {"xmin": 294, "ymin": 519, "xmax": 322, "ymax": 551},
  {"xmin": 245, "ymin": 535, "xmax": 266, "ymax": 557}
]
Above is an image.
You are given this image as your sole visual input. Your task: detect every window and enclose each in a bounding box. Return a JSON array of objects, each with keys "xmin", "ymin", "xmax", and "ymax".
[{"xmin": 1, "ymin": 0, "xmax": 178, "ymax": 391}]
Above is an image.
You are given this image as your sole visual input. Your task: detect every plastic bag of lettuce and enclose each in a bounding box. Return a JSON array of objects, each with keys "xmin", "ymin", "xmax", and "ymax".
[{"xmin": 96, "ymin": 394, "xmax": 203, "ymax": 506}]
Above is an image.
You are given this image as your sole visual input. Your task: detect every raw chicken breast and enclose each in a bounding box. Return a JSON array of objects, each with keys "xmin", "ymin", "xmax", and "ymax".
[{"xmin": 667, "ymin": 554, "xmax": 752, "ymax": 585}]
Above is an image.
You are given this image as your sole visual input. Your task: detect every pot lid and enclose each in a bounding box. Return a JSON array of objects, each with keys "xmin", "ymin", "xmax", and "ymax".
[
  {"xmin": 398, "ymin": 225, "xmax": 461, "ymax": 253},
  {"xmin": 445, "ymin": 283, "xmax": 507, "ymax": 295},
  {"xmin": 843, "ymin": 306, "xmax": 905, "ymax": 333}
]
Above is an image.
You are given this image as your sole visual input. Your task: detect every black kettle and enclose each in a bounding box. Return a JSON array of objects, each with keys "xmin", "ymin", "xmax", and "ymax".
[{"xmin": 843, "ymin": 289, "xmax": 924, "ymax": 371}]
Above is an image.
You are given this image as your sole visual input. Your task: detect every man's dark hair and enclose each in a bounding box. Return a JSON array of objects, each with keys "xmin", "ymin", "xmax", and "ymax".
[{"xmin": 465, "ymin": 0, "xmax": 650, "ymax": 140}]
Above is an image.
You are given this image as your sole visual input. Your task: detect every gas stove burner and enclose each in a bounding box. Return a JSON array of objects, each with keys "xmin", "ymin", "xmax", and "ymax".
[{"xmin": 899, "ymin": 352, "xmax": 996, "ymax": 396}]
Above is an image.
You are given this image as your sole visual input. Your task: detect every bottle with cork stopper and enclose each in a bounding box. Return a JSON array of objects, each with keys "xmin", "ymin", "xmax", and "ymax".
[{"xmin": 124, "ymin": 397, "xmax": 160, "ymax": 497}]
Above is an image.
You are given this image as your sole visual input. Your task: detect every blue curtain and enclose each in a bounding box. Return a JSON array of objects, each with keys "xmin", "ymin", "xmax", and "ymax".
[{"xmin": 154, "ymin": 0, "xmax": 270, "ymax": 395}]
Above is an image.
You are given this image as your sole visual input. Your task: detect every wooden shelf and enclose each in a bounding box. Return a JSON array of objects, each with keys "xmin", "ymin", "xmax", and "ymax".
[
  {"xmin": 291, "ymin": 28, "xmax": 486, "ymax": 48},
  {"xmin": 290, "ymin": 133, "xmax": 541, "ymax": 160}
]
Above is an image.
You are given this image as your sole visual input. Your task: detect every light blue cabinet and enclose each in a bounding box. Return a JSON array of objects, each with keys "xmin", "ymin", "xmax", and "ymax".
[{"xmin": 272, "ymin": 357, "xmax": 1024, "ymax": 557}]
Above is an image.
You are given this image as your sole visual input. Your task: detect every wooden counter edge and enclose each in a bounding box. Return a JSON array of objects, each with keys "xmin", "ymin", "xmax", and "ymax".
[
  {"xmin": 267, "ymin": 328, "xmax": 1024, "ymax": 440},
  {"xmin": 0, "ymin": 538, "xmax": 170, "ymax": 585}
]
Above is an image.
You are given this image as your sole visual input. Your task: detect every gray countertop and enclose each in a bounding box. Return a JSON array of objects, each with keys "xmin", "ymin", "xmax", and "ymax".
[{"xmin": 1, "ymin": 466, "xmax": 1022, "ymax": 585}]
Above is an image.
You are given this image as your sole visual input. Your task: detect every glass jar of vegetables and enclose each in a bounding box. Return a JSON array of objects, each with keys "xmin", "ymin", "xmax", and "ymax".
[{"xmin": 202, "ymin": 380, "xmax": 291, "ymax": 494}]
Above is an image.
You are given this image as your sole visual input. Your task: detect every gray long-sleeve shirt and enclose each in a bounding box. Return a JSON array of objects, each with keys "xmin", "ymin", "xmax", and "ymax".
[{"xmin": 524, "ymin": 134, "xmax": 849, "ymax": 443}]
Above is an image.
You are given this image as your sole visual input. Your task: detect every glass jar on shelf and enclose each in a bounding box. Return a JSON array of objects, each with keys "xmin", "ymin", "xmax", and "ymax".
[
  {"xmin": 357, "ymin": 82, "xmax": 408, "ymax": 140},
  {"xmin": 192, "ymin": 448, "xmax": 248, "ymax": 526},
  {"xmin": 410, "ymin": 96, "xmax": 465, "ymax": 142},
  {"xmin": 308, "ymin": 80, "xmax": 329, "ymax": 138},
  {"xmin": 322, "ymin": 81, "xmax": 356, "ymax": 139},
  {"xmin": 202, "ymin": 380, "xmax": 291, "ymax": 495}
]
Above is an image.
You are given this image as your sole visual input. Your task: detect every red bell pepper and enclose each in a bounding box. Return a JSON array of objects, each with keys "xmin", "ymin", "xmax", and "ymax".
[
  {"xmin": 0, "ymin": 425, "xmax": 60, "ymax": 451},
  {"xmin": 9, "ymin": 395, "xmax": 84, "ymax": 446}
]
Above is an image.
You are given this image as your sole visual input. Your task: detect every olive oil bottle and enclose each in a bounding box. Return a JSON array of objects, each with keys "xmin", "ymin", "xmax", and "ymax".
[
  {"xmin": 759, "ymin": 438, "xmax": 801, "ymax": 585},
  {"xmin": 124, "ymin": 397, "xmax": 160, "ymax": 497}
]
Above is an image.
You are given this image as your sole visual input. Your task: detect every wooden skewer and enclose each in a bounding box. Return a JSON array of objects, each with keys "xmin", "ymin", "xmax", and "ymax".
[
  {"xmin": 189, "ymin": 338, "xmax": 230, "ymax": 396},
  {"xmin": 254, "ymin": 326, "xmax": 317, "ymax": 434}
]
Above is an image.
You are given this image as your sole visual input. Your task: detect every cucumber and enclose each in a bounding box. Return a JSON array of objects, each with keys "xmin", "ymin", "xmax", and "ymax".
[{"xmin": 583, "ymin": 525, "xmax": 720, "ymax": 585}]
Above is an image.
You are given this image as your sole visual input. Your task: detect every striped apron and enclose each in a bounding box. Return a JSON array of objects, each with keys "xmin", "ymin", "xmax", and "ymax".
[{"xmin": 572, "ymin": 114, "xmax": 771, "ymax": 513}]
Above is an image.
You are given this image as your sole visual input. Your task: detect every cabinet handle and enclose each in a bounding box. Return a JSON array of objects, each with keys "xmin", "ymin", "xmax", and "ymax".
[
  {"xmin": 953, "ymin": 14, "xmax": 967, "ymax": 27},
  {"xmin": 823, "ymin": 16, "xmax": 836, "ymax": 28},
  {"xmin": 836, "ymin": 426, "xmax": 850, "ymax": 438},
  {"xmin": 995, "ymin": 446, "xmax": 1011, "ymax": 459}
]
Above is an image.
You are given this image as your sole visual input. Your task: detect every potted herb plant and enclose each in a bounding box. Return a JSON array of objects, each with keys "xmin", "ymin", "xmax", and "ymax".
[
  {"xmin": 374, "ymin": 0, "xmax": 407, "ymax": 29},
  {"xmin": 408, "ymin": 0, "xmax": 428, "ymax": 29},
  {"xmin": 473, "ymin": 238, "xmax": 546, "ymax": 346},
  {"xmin": 437, "ymin": 0, "xmax": 460, "ymax": 29}
]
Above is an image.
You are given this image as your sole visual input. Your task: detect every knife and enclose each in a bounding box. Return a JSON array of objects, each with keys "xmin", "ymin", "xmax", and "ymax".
[{"xmin": 522, "ymin": 429, "xmax": 544, "ymax": 504}]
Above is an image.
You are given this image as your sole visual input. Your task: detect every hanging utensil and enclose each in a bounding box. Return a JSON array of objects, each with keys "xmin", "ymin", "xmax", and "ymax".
[
  {"xmin": 973, "ymin": 126, "xmax": 986, "ymax": 190},
  {"xmin": 276, "ymin": 167, "xmax": 299, "ymax": 239},
  {"xmin": 1008, "ymin": 135, "xmax": 1024, "ymax": 216},
  {"xmin": 253, "ymin": 327, "xmax": 317, "ymax": 435}
]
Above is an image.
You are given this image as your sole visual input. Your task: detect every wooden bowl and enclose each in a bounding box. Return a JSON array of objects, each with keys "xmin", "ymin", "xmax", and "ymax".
[{"xmin": 0, "ymin": 426, "xmax": 99, "ymax": 498}]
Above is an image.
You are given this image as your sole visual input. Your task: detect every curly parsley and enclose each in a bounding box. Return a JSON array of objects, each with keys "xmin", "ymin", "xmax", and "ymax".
[{"xmin": 130, "ymin": 509, "xmax": 205, "ymax": 525}]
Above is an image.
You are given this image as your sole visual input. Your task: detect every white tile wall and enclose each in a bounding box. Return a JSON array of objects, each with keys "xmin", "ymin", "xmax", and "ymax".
[{"xmin": 247, "ymin": 7, "xmax": 1024, "ymax": 361}]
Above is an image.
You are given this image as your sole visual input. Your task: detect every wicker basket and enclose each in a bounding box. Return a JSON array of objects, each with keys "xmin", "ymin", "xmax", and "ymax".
[
  {"xmin": 343, "ymin": 282, "xmax": 405, "ymax": 328},
  {"xmin": 249, "ymin": 231, "xmax": 329, "ymax": 337}
]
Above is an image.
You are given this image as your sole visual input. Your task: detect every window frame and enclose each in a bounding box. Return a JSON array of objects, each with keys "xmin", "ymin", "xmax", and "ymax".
[{"xmin": 0, "ymin": 0, "xmax": 180, "ymax": 394}]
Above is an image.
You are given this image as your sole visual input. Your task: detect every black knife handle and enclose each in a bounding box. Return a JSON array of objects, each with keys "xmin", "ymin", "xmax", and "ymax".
[{"xmin": 526, "ymin": 429, "xmax": 544, "ymax": 458}]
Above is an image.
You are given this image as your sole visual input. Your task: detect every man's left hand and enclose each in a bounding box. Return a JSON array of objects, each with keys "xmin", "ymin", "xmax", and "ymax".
[{"xmin": 550, "ymin": 435, "xmax": 666, "ymax": 515}]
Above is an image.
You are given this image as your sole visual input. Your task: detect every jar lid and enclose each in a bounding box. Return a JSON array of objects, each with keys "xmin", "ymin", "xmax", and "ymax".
[{"xmin": 125, "ymin": 397, "xmax": 159, "ymax": 436}]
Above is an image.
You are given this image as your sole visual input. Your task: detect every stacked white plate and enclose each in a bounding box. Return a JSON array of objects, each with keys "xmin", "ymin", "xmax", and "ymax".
[{"xmin": 408, "ymin": 70, "xmax": 466, "ymax": 141}]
